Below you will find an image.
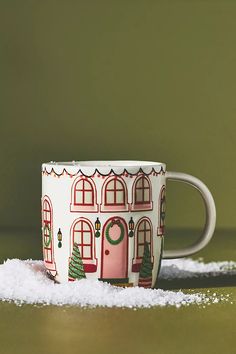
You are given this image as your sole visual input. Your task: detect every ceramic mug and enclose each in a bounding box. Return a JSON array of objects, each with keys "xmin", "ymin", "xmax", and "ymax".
[{"xmin": 41, "ymin": 160, "xmax": 216, "ymax": 288}]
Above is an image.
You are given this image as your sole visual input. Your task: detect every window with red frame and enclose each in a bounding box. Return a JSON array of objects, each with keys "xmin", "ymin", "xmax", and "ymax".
[
  {"xmin": 134, "ymin": 176, "xmax": 151, "ymax": 204},
  {"xmin": 160, "ymin": 187, "xmax": 166, "ymax": 228},
  {"xmin": 136, "ymin": 219, "xmax": 152, "ymax": 258},
  {"xmin": 74, "ymin": 179, "xmax": 94, "ymax": 206},
  {"xmin": 73, "ymin": 220, "xmax": 93, "ymax": 260},
  {"xmin": 42, "ymin": 199, "xmax": 52, "ymax": 263},
  {"xmin": 104, "ymin": 178, "xmax": 125, "ymax": 205}
]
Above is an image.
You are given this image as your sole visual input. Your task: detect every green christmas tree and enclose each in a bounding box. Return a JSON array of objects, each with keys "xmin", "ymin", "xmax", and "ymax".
[
  {"xmin": 138, "ymin": 241, "xmax": 153, "ymax": 287},
  {"xmin": 68, "ymin": 243, "xmax": 86, "ymax": 280}
]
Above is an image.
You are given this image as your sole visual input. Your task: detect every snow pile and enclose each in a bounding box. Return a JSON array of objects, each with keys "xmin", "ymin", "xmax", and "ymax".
[
  {"xmin": 160, "ymin": 258, "xmax": 236, "ymax": 280},
  {"xmin": 0, "ymin": 259, "xmax": 233, "ymax": 308}
]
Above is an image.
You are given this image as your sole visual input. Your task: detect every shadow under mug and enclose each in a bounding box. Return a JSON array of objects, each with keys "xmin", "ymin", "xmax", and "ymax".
[{"xmin": 41, "ymin": 160, "xmax": 216, "ymax": 288}]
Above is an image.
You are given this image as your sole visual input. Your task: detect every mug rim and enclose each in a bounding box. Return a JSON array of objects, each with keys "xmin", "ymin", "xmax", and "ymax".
[{"xmin": 43, "ymin": 160, "xmax": 165, "ymax": 168}]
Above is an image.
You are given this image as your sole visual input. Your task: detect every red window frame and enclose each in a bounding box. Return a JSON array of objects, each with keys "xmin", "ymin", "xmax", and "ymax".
[
  {"xmin": 160, "ymin": 187, "xmax": 166, "ymax": 228},
  {"xmin": 72, "ymin": 220, "xmax": 93, "ymax": 260},
  {"xmin": 134, "ymin": 176, "xmax": 151, "ymax": 205},
  {"xmin": 43, "ymin": 199, "xmax": 53, "ymax": 263},
  {"xmin": 104, "ymin": 178, "xmax": 125, "ymax": 206},
  {"xmin": 74, "ymin": 179, "xmax": 94, "ymax": 206},
  {"xmin": 136, "ymin": 219, "xmax": 152, "ymax": 259}
]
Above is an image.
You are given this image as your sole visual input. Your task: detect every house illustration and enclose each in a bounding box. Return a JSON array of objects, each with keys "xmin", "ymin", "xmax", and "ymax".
[{"xmin": 41, "ymin": 163, "xmax": 166, "ymax": 286}]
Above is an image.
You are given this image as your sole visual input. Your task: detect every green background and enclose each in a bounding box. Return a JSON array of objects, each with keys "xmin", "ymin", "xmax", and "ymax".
[
  {"xmin": 1, "ymin": 3, "xmax": 236, "ymax": 353},
  {"xmin": 1, "ymin": 0, "xmax": 236, "ymax": 231}
]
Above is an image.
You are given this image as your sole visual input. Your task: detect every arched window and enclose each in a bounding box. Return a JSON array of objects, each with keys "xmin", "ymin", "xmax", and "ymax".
[
  {"xmin": 157, "ymin": 186, "xmax": 166, "ymax": 236},
  {"xmin": 70, "ymin": 218, "xmax": 97, "ymax": 273},
  {"xmin": 42, "ymin": 199, "xmax": 53, "ymax": 263},
  {"xmin": 131, "ymin": 175, "xmax": 152, "ymax": 211},
  {"xmin": 132, "ymin": 218, "xmax": 153, "ymax": 272},
  {"xmin": 74, "ymin": 179, "xmax": 94, "ymax": 206},
  {"xmin": 105, "ymin": 178, "xmax": 125, "ymax": 205},
  {"xmin": 72, "ymin": 220, "xmax": 93, "ymax": 260},
  {"xmin": 101, "ymin": 177, "xmax": 128, "ymax": 211},
  {"xmin": 70, "ymin": 177, "xmax": 98, "ymax": 212},
  {"xmin": 42, "ymin": 196, "xmax": 56, "ymax": 276},
  {"xmin": 136, "ymin": 219, "xmax": 152, "ymax": 258}
]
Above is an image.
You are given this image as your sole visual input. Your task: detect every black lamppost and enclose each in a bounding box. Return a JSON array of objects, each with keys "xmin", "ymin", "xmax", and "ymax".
[
  {"xmin": 57, "ymin": 228, "xmax": 62, "ymax": 248},
  {"xmin": 128, "ymin": 217, "xmax": 134, "ymax": 237},
  {"xmin": 95, "ymin": 217, "xmax": 101, "ymax": 237}
]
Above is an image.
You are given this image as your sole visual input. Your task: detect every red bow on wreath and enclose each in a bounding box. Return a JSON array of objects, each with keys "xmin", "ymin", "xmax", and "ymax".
[{"xmin": 111, "ymin": 218, "xmax": 121, "ymax": 226}]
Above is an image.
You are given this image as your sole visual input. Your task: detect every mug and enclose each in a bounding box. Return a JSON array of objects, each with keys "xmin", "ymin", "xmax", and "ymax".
[{"xmin": 41, "ymin": 160, "xmax": 216, "ymax": 288}]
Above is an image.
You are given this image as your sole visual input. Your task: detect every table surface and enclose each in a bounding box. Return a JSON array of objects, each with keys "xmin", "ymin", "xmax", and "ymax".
[{"xmin": 0, "ymin": 229, "xmax": 235, "ymax": 354}]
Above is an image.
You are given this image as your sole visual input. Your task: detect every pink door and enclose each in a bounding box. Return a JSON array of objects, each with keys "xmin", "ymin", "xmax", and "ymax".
[{"xmin": 101, "ymin": 217, "xmax": 128, "ymax": 280}]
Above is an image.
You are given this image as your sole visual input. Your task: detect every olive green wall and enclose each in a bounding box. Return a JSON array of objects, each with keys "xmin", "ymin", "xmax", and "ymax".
[{"xmin": 0, "ymin": 1, "xmax": 235, "ymax": 230}]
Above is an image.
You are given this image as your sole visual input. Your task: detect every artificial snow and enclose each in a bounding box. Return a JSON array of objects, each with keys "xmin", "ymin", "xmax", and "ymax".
[
  {"xmin": 0, "ymin": 258, "xmax": 234, "ymax": 308},
  {"xmin": 160, "ymin": 258, "xmax": 236, "ymax": 280}
]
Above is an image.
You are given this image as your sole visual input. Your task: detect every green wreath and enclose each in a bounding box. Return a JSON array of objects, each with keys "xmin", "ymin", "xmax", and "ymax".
[
  {"xmin": 105, "ymin": 221, "xmax": 124, "ymax": 245},
  {"xmin": 43, "ymin": 224, "xmax": 52, "ymax": 247}
]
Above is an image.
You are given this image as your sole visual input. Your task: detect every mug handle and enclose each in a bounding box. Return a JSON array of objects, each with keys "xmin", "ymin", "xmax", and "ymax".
[{"xmin": 162, "ymin": 171, "xmax": 216, "ymax": 259}]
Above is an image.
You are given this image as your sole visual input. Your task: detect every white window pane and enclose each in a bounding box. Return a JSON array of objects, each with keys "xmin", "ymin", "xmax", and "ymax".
[
  {"xmin": 75, "ymin": 191, "xmax": 83, "ymax": 204},
  {"xmin": 144, "ymin": 189, "xmax": 150, "ymax": 202},
  {"xmin": 44, "ymin": 211, "xmax": 50, "ymax": 222},
  {"xmin": 135, "ymin": 189, "xmax": 143, "ymax": 202},
  {"xmin": 76, "ymin": 180, "xmax": 83, "ymax": 189},
  {"xmin": 47, "ymin": 249, "xmax": 52, "ymax": 262},
  {"xmin": 138, "ymin": 245, "xmax": 144, "ymax": 257},
  {"xmin": 106, "ymin": 191, "xmax": 114, "ymax": 203},
  {"xmin": 84, "ymin": 191, "xmax": 93, "ymax": 204},
  {"xmin": 44, "ymin": 248, "xmax": 52, "ymax": 262},
  {"xmin": 143, "ymin": 178, "xmax": 149, "ymax": 187},
  {"xmin": 116, "ymin": 180, "xmax": 123, "ymax": 189},
  {"xmin": 106, "ymin": 180, "xmax": 115, "ymax": 190},
  {"xmin": 82, "ymin": 222, "xmax": 90, "ymax": 231},
  {"xmin": 84, "ymin": 191, "xmax": 92, "ymax": 204},
  {"xmin": 83, "ymin": 231, "xmax": 91, "ymax": 244},
  {"xmin": 83, "ymin": 246, "xmax": 91, "ymax": 258},
  {"xmin": 45, "ymin": 250, "xmax": 48, "ymax": 262},
  {"xmin": 44, "ymin": 201, "xmax": 49, "ymax": 210},
  {"xmin": 74, "ymin": 222, "xmax": 82, "ymax": 231},
  {"xmin": 138, "ymin": 231, "xmax": 144, "ymax": 244},
  {"xmin": 138, "ymin": 222, "xmax": 145, "ymax": 232},
  {"xmin": 74, "ymin": 231, "xmax": 82, "ymax": 244},
  {"xmin": 161, "ymin": 201, "xmax": 166, "ymax": 212},
  {"xmin": 116, "ymin": 190, "xmax": 124, "ymax": 203},
  {"xmin": 84, "ymin": 180, "xmax": 92, "ymax": 190},
  {"xmin": 136, "ymin": 178, "xmax": 142, "ymax": 188},
  {"xmin": 145, "ymin": 231, "xmax": 151, "ymax": 242}
]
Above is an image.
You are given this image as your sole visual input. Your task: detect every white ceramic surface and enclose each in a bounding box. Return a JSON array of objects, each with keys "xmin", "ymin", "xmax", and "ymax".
[{"xmin": 41, "ymin": 160, "xmax": 216, "ymax": 287}]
